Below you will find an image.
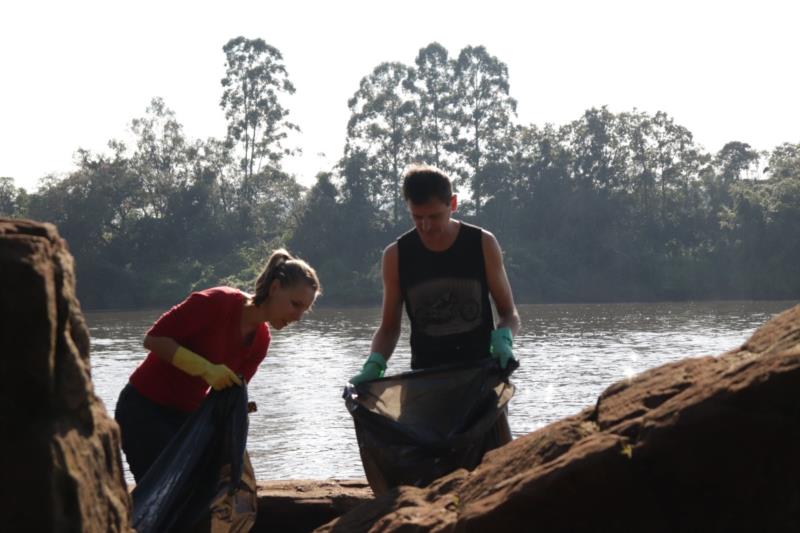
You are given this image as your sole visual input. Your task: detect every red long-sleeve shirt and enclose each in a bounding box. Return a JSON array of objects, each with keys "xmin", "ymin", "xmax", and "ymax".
[{"xmin": 129, "ymin": 286, "xmax": 270, "ymax": 412}]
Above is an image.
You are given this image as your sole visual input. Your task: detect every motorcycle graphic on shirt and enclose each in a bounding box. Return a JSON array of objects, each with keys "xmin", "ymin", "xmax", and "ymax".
[{"xmin": 407, "ymin": 278, "xmax": 483, "ymax": 337}]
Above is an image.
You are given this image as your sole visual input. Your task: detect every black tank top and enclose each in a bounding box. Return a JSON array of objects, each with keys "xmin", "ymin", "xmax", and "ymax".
[{"xmin": 398, "ymin": 221, "xmax": 494, "ymax": 369}]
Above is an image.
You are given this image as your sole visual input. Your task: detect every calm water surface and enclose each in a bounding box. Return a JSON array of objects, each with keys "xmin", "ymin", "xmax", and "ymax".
[{"xmin": 87, "ymin": 300, "xmax": 796, "ymax": 482}]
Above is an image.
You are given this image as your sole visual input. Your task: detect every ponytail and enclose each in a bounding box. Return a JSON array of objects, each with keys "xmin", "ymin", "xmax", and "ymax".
[{"xmin": 253, "ymin": 248, "xmax": 320, "ymax": 305}]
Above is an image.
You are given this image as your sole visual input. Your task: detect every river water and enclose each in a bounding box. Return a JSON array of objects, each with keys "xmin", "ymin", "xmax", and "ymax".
[{"xmin": 86, "ymin": 300, "xmax": 796, "ymax": 482}]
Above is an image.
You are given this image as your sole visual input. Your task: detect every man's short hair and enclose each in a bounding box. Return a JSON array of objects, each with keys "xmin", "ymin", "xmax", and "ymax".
[{"xmin": 402, "ymin": 164, "xmax": 453, "ymax": 205}]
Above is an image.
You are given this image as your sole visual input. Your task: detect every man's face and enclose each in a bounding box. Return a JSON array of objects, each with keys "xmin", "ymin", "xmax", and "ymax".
[{"xmin": 408, "ymin": 196, "xmax": 455, "ymax": 240}]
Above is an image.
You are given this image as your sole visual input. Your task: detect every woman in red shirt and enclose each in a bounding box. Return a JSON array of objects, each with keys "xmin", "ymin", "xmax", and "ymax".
[{"xmin": 115, "ymin": 248, "xmax": 320, "ymax": 481}]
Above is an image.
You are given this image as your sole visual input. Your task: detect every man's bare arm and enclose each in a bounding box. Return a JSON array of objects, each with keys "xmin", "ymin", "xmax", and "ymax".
[
  {"xmin": 483, "ymin": 231, "xmax": 520, "ymax": 336},
  {"xmin": 370, "ymin": 242, "xmax": 403, "ymax": 361}
]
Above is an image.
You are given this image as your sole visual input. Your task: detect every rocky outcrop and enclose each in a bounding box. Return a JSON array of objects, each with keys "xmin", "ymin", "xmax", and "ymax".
[
  {"xmin": 255, "ymin": 480, "xmax": 373, "ymax": 532},
  {"xmin": 318, "ymin": 304, "xmax": 800, "ymax": 532},
  {"xmin": 0, "ymin": 218, "xmax": 132, "ymax": 531}
]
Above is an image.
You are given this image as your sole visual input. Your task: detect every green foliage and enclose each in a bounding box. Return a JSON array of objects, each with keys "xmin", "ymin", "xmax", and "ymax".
[
  {"xmin": 11, "ymin": 40, "xmax": 800, "ymax": 309},
  {"xmin": 766, "ymin": 142, "xmax": 800, "ymax": 180},
  {"xmin": 19, "ymin": 88, "xmax": 301, "ymax": 308},
  {"xmin": 0, "ymin": 177, "xmax": 28, "ymax": 217}
]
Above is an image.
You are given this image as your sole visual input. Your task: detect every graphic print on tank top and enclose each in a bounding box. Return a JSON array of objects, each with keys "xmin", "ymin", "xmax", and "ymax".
[{"xmin": 407, "ymin": 277, "xmax": 483, "ymax": 337}]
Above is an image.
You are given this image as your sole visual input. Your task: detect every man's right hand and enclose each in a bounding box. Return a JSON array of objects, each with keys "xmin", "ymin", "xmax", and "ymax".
[
  {"xmin": 490, "ymin": 327, "xmax": 515, "ymax": 369},
  {"xmin": 349, "ymin": 352, "xmax": 387, "ymax": 385}
]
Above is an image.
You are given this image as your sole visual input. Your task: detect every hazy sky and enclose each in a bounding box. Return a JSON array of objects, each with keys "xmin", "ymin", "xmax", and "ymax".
[{"xmin": 2, "ymin": 0, "xmax": 798, "ymax": 191}]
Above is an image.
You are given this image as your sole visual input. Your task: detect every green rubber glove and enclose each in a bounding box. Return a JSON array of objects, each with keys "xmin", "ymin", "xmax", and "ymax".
[
  {"xmin": 490, "ymin": 327, "xmax": 515, "ymax": 369},
  {"xmin": 173, "ymin": 346, "xmax": 242, "ymax": 391},
  {"xmin": 350, "ymin": 352, "xmax": 387, "ymax": 385}
]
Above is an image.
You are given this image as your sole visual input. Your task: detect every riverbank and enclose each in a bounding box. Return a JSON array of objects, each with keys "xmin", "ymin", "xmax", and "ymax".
[{"xmin": 255, "ymin": 479, "xmax": 373, "ymax": 532}]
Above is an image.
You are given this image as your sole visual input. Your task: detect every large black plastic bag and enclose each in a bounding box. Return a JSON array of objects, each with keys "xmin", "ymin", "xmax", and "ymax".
[
  {"xmin": 344, "ymin": 359, "xmax": 516, "ymax": 495},
  {"xmin": 132, "ymin": 384, "xmax": 249, "ymax": 533}
]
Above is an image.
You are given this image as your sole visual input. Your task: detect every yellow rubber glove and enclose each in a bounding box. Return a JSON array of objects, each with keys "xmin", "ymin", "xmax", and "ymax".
[{"xmin": 173, "ymin": 346, "xmax": 242, "ymax": 390}]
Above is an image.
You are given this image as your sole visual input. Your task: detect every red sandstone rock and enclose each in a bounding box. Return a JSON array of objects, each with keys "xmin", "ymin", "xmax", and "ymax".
[
  {"xmin": 255, "ymin": 479, "xmax": 373, "ymax": 532},
  {"xmin": 317, "ymin": 304, "xmax": 800, "ymax": 532},
  {"xmin": 0, "ymin": 218, "xmax": 132, "ymax": 531}
]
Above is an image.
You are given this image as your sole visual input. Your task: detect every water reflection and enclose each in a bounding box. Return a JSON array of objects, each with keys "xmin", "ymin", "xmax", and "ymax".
[{"xmin": 86, "ymin": 300, "xmax": 796, "ymax": 482}]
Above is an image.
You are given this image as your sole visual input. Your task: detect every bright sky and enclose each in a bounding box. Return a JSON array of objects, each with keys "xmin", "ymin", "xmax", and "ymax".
[{"xmin": 2, "ymin": 0, "xmax": 798, "ymax": 191}]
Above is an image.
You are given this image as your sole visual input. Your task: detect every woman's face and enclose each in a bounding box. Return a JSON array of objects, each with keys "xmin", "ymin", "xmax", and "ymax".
[{"xmin": 266, "ymin": 280, "xmax": 317, "ymax": 329}]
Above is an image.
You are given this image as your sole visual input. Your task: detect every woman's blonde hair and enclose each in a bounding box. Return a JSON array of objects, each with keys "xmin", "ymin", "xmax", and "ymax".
[{"xmin": 253, "ymin": 248, "xmax": 320, "ymax": 305}]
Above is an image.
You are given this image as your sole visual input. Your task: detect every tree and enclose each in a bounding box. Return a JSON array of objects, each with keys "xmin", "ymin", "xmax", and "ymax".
[
  {"xmin": 0, "ymin": 177, "xmax": 27, "ymax": 217},
  {"xmin": 623, "ymin": 110, "xmax": 701, "ymax": 220},
  {"xmin": 765, "ymin": 142, "xmax": 800, "ymax": 180},
  {"xmin": 409, "ymin": 43, "xmax": 456, "ymax": 171},
  {"xmin": 714, "ymin": 141, "xmax": 761, "ymax": 183},
  {"xmin": 346, "ymin": 62, "xmax": 417, "ymax": 225},
  {"xmin": 288, "ymin": 172, "xmax": 343, "ymax": 276},
  {"xmin": 129, "ymin": 97, "xmax": 189, "ymax": 219},
  {"xmin": 451, "ymin": 46, "xmax": 517, "ymax": 215},
  {"xmin": 243, "ymin": 168, "xmax": 304, "ymax": 242},
  {"xmin": 339, "ymin": 147, "xmax": 377, "ymax": 209},
  {"xmin": 25, "ymin": 145, "xmax": 138, "ymax": 255},
  {"xmin": 221, "ymin": 37, "xmax": 298, "ymax": 184},
  {"xmin": 562, "ymin": 107, "xmax": 627, "ymax": 192}
]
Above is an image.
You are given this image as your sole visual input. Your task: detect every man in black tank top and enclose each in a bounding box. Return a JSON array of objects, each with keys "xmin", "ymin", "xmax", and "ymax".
[
  {"xmin": 396, "ymin": 220, "xmax": 495, "ymax": 369},
  {"xmin": 349, "ymin": 164, "xmax": 521, "ymax": 447}
]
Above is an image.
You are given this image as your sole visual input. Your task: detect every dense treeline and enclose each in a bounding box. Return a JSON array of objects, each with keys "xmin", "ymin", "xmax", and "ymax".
[{"xmin": 2, "ymin": 39, "xmax": 799, "ymax": 309}]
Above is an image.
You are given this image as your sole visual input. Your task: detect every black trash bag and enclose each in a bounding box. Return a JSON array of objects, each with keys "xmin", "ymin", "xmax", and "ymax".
[
  {"xmin": 132, "ymin": 384, "xmax": 249, "ymax": 533},
  {"xmin": 344, "ymin": 359, "xmax": 517, "ymax": 495}
]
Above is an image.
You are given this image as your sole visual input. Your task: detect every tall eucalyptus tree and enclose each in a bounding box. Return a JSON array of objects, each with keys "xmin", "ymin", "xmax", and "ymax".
[
  {"xmin": 410, "ymin": 42, "xmax": 456, "ymax": 171},
  {"xmin": 129, "ymin": 97, "xmax": 189, "ymax": 219},
  {"xmin": 451, "ymin": 46, "xmax": 517, "ymax": 215},
  {"xmin": 624, "ymin": 110, "xmax": 700, "ymax": 219},
  {"xmin": 346, "ymin": 62, "xmax": 417, "ymax": 225},
  {"xmin": 714, "ymin": 141, "xmax": 761, "ymax": 184},
  {"xmin": 220, "ymin": 37, "xmax": 298, "ymax": 184},
  {"xmin": 562, "ymin": 107, "xmax": 628, "ymax": 192}
]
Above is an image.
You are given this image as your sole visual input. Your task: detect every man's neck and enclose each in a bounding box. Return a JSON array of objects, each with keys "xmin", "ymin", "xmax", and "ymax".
[{"xmin": 418, "ymin": 219, "xmax": 461, "ymax": 252}]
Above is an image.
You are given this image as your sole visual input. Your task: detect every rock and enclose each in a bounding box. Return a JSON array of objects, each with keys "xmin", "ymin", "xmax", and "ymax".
[
  {"xmin": 317, "ymin": 303, "xmax": 800, "ymax": 532},
  {"xmin": 255, "ymin": 479, "xmax": 373, "ymax": 533},
  {"xmin": 0, "ymin": 218, "xmax": 132, "ymax": 531}
]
